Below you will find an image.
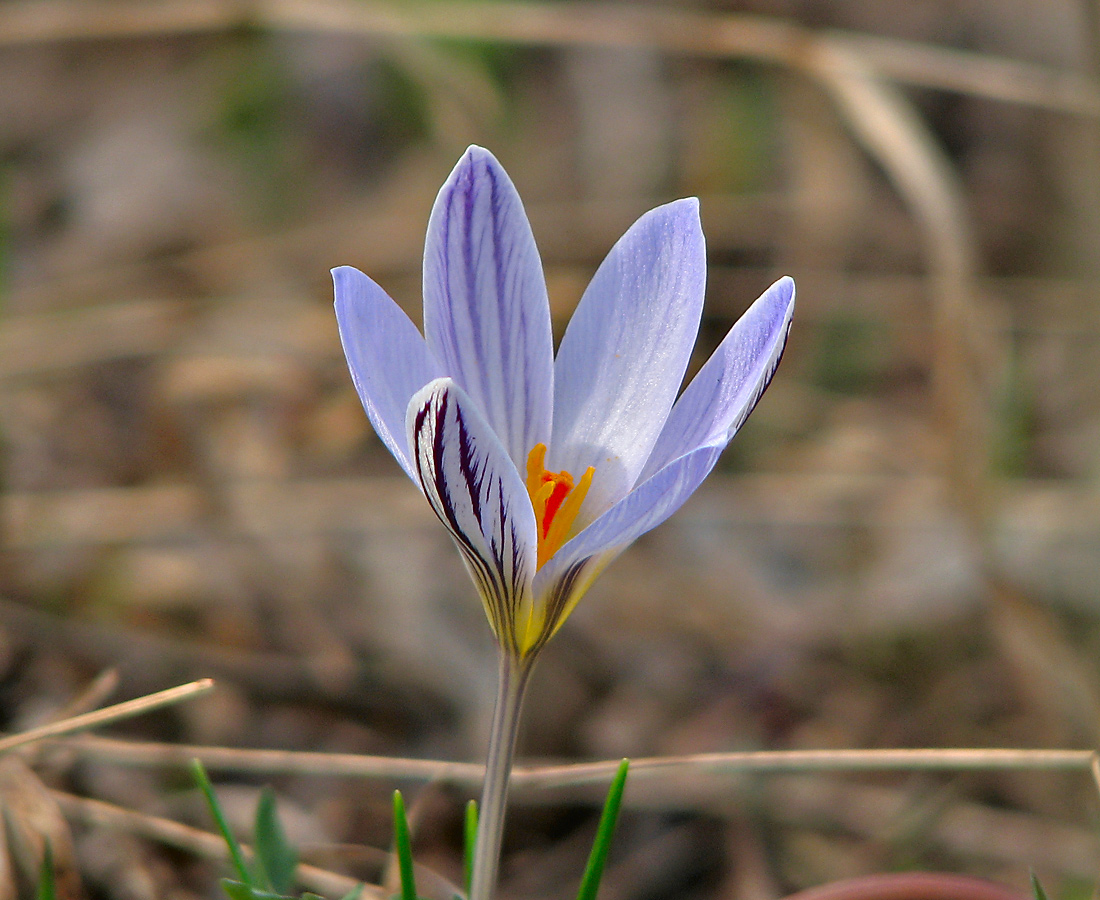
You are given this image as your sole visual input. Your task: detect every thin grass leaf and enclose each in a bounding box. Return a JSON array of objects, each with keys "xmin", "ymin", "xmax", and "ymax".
[
  {"xmin": 1030, "ymin": 872, "xmax": 1049, "ymax": 900},
  {"xmin": 300, "ymin": 891, "xmax": 362, "ymax": 900},
  {"xmin": 219, "ymin": 881, "xmax": 255, "ymax": 900},
  {"xmin": 254, "ymin": 787, "xmax": 298, "ymax": 894},
  {"xmin": 575, "ymin": 759, "xmax": 629, "ymax": 900},
  {"xmin": 463, "ymin": 800, "xmax": 478, "ymax": 898},
  {"xmin": 191, "ymin": 758, "xmax": 252, "ymax": 886},
  {"xmin": 392, "ymin": 791, "xmax": 417, "ymax": 900},
  {"xmin": 35, "ymin": 842, "xmax": 55, "ymax": 900},
  {"xmin": 220, "ymin": 879, "xmax": 287, "ymax": 900}
]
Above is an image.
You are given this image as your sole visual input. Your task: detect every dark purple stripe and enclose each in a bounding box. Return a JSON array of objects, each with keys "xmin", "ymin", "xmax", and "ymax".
[{"xmin": 413, "ymin": 386, "xmax": 524, "ymax": 656}]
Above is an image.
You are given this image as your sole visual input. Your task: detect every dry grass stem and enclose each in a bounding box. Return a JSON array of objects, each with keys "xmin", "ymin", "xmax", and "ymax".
[
  {"xmin": 0, "ymin": 680, "xmax": 214, "ymax": 755},
  {"xmin": 57, "ymin": 734, "xmax": 486, "ymax": 783},
  {"xmin": 52, "ymin": 735, "xmax": 1100, "ymax": 792}
]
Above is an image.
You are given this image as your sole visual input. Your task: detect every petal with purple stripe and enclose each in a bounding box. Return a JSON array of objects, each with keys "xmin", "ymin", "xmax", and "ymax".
[
  {"xmin": 423, "ymin": 146, "xmax": 554, "ymax": 470},
  {"xmin": 640, "ymin": 276, "xmax": 794, "ymax": 480},
  {"xmin": 407, "ymin": 378, "xmax": 538, "ymax": 657}
]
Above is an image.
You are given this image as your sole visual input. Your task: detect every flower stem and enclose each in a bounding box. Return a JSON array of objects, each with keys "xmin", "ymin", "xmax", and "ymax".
[{"xmin": 469, "ymin": 653, "xmax": 532, "ymax": 900}]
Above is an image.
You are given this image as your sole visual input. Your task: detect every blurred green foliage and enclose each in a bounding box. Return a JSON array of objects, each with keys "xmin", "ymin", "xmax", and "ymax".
[
  {"xmin": 35, "ymin": 845, "xmax": 56, "ymax": 900},
  {"xmin": 811, "ymin": 313, "xmax": 889, "ymax": 395},
  {"xmin": 210, "ymin": 34, "xmax": 301, "ymax": 218},
  {"xmin": 993, "ymin": 345, "xmax": 1038, "ymax": 478},
  {"xmin": 713, "ymin": 70, "xmax": 779, "ymax": 193}
]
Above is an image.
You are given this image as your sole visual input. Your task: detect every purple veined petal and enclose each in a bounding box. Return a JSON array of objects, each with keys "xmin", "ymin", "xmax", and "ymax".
[
  {"xmin": 423, "ymin": 146, "xmax": 554, "ymax": 470},
  {"xmin": 640, "ymin": 276, "xmax": 795, "ymax": 481},
  {"xmin": 407, "ymin": 377, "xmax": 538, "ymax": 659},
  {"xmin": 529, "ymin": 442, "xmax": 723, "ymax": 649},
  {"xmin": 550, "ymin": 198, "xmax": 706, "ymax": 522},
  {"xmin": 334, "ymin": 266, "xmax": 445, "ymax": 481}
]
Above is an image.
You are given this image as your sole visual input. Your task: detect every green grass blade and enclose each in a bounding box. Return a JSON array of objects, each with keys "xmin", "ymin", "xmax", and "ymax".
[
  {"xmin": 1029, "ymin": 872, "xmax": 1049, "ymax": 900},
  {"xmin": 191, "ymin": 758, "xmax": 252, "ymax": 886},
  {"xmin": 392, "ymin": 791, "xmax": 418, "ymax": 900},
  {"xmin": 220, "ymin": 880, "xmax": 256, "ymax": 900},
  {"xmin": 463, "ymin": 799, "xmax": 478, "ymax": 898},
  {"xmin": 575, "ymin": 759, "xmax": 630, "ymax": 900},
  {"xmin": 219, "ymin": 880, "xmax": 287, "ymax": 900},
  {"xmin": 36, "ymin": 843, "xmax": 56, "ymax": 900},
  {"xmin": 254, "ymin": 787, "xmax": 298, "ymax": 894}
]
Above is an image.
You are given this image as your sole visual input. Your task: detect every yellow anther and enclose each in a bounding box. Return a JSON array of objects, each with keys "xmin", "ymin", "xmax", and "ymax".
[
  {"xmin": 526, "ymin": 443, "xmax": 548, "ymax": 497},
  {"xmin": 524, "ymin": 443, "xmax": 594, "ymax": 569},
  {"xmin": 540, "ymin": 464, "xmax": 594, "ymax": 568}
]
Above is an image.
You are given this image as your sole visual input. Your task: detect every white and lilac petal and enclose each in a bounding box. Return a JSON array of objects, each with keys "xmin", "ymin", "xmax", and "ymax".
[
  {"xmin": 407, "ymin": 377, "xmax": 538, "ymax": 657},
  {"xmin": 530, "ymin": 442, "xmax": 723, "ymax": 645},
  {"xmin": 550, "ymin": 198, "xmax": 706, "ymax": 518},
  {"xmin": 640, "ymin": 276, "xmax": 794, "ymax": 481},
  {"xmin": 422, "ymin": 146, "xmax": 554, "ymax": 469},
  {"xmin": 334, "ymin": 266, "xmax": 444, "ymax": 481}
]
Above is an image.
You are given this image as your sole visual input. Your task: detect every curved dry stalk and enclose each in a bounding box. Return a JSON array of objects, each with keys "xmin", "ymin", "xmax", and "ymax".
[{"xmin": 804, "ymin": 40, "xmax": 993, "ymax": 536}]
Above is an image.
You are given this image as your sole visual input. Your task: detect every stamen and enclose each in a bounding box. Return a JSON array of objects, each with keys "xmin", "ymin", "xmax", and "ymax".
[
  {"xmin": 540, "ymin": 465, "xmax": 594, "ymax": 568},
  {"xmin": 524, "ymin": 444, "xmax": 594, "ymax": 570},
  {"xmin": 525, "ymin": 443, "xmax": 548, "ymax": 497}
]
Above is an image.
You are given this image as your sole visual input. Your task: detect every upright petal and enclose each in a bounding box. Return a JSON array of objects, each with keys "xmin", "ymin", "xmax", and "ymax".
[
  {"xmin": 334, "ymin": 266, "xmax": 444, "ymax": 481},
  {"xmin": 408, "ymin": 378, "xmax": 539, "ymax": 659},
  {"xmin": 529, "ymin": 442, "xmax": 724, "ymax": 652},
  {"xmin": 640, "ymin": 276, "xmax": 794, "ymax": 481},
  {"xmin": 423, "ymin": 146, "xmax": 554, "ymax": 469},
  {"xmin": 551, "ymin": 199, "xmax": 706, "ymax": 520}
]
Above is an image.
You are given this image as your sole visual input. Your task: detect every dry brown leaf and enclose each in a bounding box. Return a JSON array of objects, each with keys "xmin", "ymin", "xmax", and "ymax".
[{"xmin": 0, "ymin": 757, "xmax": 82, "ymax": 900}]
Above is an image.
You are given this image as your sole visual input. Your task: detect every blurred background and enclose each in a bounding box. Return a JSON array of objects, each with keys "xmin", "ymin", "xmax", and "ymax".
[{"xmin": 1, "ymin": 1, "xmax": 1100, "ymax": 898}]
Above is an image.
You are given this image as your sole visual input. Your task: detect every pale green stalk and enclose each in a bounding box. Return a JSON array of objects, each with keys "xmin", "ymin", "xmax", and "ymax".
[{"xmin": 469, "ymin": 654, "xmax": 533, "ymax": 900}]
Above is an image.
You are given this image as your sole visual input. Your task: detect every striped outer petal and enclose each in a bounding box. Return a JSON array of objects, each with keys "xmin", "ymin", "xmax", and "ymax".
[
  {"xmin": 407, "ymin": 377, "xmax": 538, "ymax": 659},
  {"xmin": 334, "ymin": 266, "xmax": 445, "ymax": 481},
  {"xmin": 423, "ymin": 146, "xmax": 554, "ymax": 470},
  {"xmin": 550, "ymin": 198, "xmax": 706, "ymax": 522},
  {"xmin": 527, "ymin": 442, "xmax": 723, "ymax": 655},
  {"xmin": 640, "ymin": 276, "xmax": 795, "ymax": 481}
]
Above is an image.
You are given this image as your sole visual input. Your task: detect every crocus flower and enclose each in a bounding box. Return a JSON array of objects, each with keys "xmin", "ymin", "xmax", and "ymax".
[{"xmin": 334, "ymin": 146, "xmax": 794, "ymax": 665}]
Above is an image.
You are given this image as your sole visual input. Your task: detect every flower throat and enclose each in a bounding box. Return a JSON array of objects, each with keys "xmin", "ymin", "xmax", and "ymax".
[{"xmin": 525, "ymin": 444, "xmax": 594, "ymax": 569}]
